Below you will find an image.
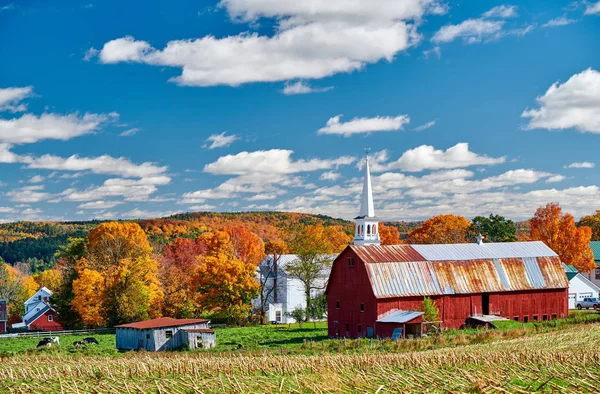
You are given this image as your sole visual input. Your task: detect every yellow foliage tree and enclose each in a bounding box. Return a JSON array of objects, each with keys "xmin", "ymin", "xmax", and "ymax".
[
  {"xmin": 72, "ymin": 265, "xmax": 106, "ymax": 327},
  {"xmin": 32, "ymin": 269, "xmax": 63, "ymax": 291},
  {"xmin": 379, "ymin": 223, "xmax": 401, "ymax": 245},
  {"xmin": 408, "ymin": 215, "xmax": 472, "ymax": 244}
]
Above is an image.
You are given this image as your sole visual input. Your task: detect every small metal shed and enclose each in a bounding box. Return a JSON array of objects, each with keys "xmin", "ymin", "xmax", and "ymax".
[{"xmin": 115, "ymin": 317, "xmax": 216, "ymax": 351}]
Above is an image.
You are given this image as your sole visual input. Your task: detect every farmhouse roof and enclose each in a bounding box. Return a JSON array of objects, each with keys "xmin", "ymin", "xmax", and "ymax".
[
  {"xmin": 590, "ymin": 241, "xmax": 600, "ymax": 264},
  {"xmin": 115, "ymin": 317, "xmax": 208, "ymax": 330},
  {"xmin": 328, "ymin": 242, "xmax": 568, "ymax": 298}
]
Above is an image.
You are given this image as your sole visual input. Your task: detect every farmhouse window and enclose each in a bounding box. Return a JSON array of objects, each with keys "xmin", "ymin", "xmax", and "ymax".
[
  {"xmin": 336, "ymin": 301, "xmax": 340, "ymax": 310},
  {"xmin": 166, "ymin": 330, "xmax": 173, "ymax": 339},
  {"xmin": 348, "ymin": 258, "xmax": 355, "ymax": 268},
  {"xmin": 48, "ymin": 315, "xmax": 53, "ymax": 322},
  {"xmin": 360, "ymin": 303, "xmax": 364, "ymax": 312},
  {"xmin": 596, "ymin": 268, "xmax": 600, "ymax": 280}
]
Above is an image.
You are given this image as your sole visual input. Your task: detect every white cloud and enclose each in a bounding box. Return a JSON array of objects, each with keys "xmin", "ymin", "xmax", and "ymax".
[
  {"xmin": 482, "ymin": 5, "xmax": 518, "ymax": 19},
  {"xmin": 204, "ymin": 149, "xmax": 355, "ymax": 175},
  {"xmin": 414, "ymin": 120, "xmax": 436, "ymax": 131},
  {"xmin": 6, "ymin": 186, "xmax": 50, "ymax": 203},
  {"xmin": 77, "ymin": 200, "xmax": 123, "ymax": 209},
  {"xmin": 246, "ymin": 193, "xmax": 278, "ymax": 201},
  {"xmin": 565, "ymin": 162, "xmax": 595, "ymax": 169},
  {"xmin": 546, "ymin": 175, "xmax": 566, "ymax": 183},
  {"xmin": 320, "ymin": 171, "xmax": 341, "ymax": 181},
  {"xmin": 384, "ymin": 142, "xmax": 506, "ymax": 172},
  {"xmin": 204, "ymin": 132, "xmax": 239, "ymax": 149},
  {"xmin": 522, "ymin": 68, "xmax": 600, "ymax": 133},
  {"xmin": 90, "ymin": 1, "xmax": 449, "ymax": 86},
  {"xmin": 0, "ymin": 86, "xmax": 33, "ymax": 112},
  {"xmin": 27, "ymin": 175, "xmax": 45, "ymax": 183},
  {"xmin": 542, "ymin": 16, "xmax": 577, "ymax": 28},
  {"xmin": 423, "ymin": 46, "xmax": 441, "ymax": 59},
  {"xmin": 0, "ymin": 207, "xmax": 15, "ymax": 213},
  {"xmin": 584, "ymin": 1, "xmax": 600, "ymax": 15},
  {"xmin": 121, "ymin": 208, "xmax": 176, "ymax": 219},
  {"xmin": 0, "ymin": 112, "xmax": 116, "ymax": 144},
  {"xmin": 61, "ymin": 176, "xmax": 170, "ymax": 202},
  {"xmin": 433, "ymin": 19, "xmax": 504, "ymax": 43},
  {"xmin": 120, "ymin": 127, "xmax": 139, "ymax": 136},
  {"xmin": 83, "ymin": 48, "xmax": 99, "ymax": 61},
  {"xmin": 0, "ymin": 4, "xmax": 14, "ymax": 12},
  {"xmin": 282, "ymin": 81, "xmax": 333, "ymax": 95},
  {"xmin": 318, "ymin": 114, "xmax": 410, "ymax": 136}
]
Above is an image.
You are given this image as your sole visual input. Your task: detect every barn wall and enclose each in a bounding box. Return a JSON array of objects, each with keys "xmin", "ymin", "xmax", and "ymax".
[
  {"xmin": 153, "ymin": 323, "xmax": 211, "ymax": 351},
  {"xmin": 327, "ymin": 248, "xmax": 378, "ymax": 337},
  {"xmin": 116, "ymin": 328, "xmax": 151, "ymax": 350},
  {"xmin": 186, "ymin": 332, "xmax": 216, "ymax": 349},
  {"xmin": 29, "ymin": 310, "xmax": 63, "ymax": 332}
]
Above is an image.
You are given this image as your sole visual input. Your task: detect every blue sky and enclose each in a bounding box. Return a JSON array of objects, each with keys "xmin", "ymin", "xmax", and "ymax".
[{"xmin": 0, "ymin": 0, "xmax": 599, "ymax": 222}]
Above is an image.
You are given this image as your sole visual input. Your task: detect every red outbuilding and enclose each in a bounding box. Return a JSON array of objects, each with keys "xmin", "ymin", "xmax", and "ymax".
[
  {"xmin": 326, "ymin": 154, "xmax": 569, "ymax": 338},
  {"xmin": 0, "ymin": 299, "xmax": 7, "ymax": 334}
]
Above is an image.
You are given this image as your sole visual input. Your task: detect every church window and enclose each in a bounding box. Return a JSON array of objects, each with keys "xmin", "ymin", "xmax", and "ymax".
[
  {"xmin": 367, "ymin": 225, "xmax": 371, "ymax": 235},
  {"xmin": 373, "ymin": 225, "xmax": 377, "ymax": 234}
]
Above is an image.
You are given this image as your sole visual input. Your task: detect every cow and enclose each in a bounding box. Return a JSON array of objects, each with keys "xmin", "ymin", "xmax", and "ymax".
[
  {"xmin": 73, "ymin": 341, "xmax": 85, "ymax": 347},
  {"xmin": 37, "ymin": 338, "xmax": 52, "ymax": 348},
  {"xmin": 83, "ymin": 337, "xmax": 99, "ymax": 345}
]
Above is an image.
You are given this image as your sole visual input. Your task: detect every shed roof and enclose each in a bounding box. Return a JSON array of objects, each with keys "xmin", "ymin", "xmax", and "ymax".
[
  {"xmin": 184, "ymin": 328, "xmax": 215, "ymax": 334},
  {"xmin": 345, "ymin": 242, "xmax": 568, "ymax": 299},
  {"xmin": 376, "ymin": 310, "xmax": 423, "ymax": 323},
  {"xmin": 115, "ymin": 317, "xmax": 208, "ymax": 329}
]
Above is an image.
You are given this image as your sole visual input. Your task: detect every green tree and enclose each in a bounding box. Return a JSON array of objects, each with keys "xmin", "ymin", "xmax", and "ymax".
[
  {"xmin": 286, "ymin": 307, "xmax": 306, "ymax": 327},
  {"xmin": 422, "ymin": 297, "xmax": 439, "ymax": 323},
  {"xmin": 470, "ymin": 214, "xmax": 517, "ymax": 242},
  {"xmin": 51, "ymin": 238, "xmax": 87, "ymax": 329}
]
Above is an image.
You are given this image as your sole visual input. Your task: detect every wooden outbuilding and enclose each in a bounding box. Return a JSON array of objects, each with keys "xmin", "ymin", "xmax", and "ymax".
[{"xmin": 115, "ymin": 317, "xmax": 216, "ymax": 351}]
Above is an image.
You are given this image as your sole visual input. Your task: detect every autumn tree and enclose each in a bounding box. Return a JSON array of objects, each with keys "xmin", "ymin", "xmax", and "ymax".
[
  {"xmin": 32, "ymin": 269, "xmax": 63, "ymax": 291},
  {"xmin": 192, "ymin": 231, "xmax": 259, "ymax": 323},
  {"xmin": 408, "ymin": 215, "xmax": 472, "ymax": 244},
  {"xmin": 379, "ymin": 223, "xmax": 401, "ymax": 245},
  {"xmin": 286, "ymin": 225, "xmax": 337, "ymax": 322},
  {"xmin": 0, "ymin": 260, "xmax": 37, "ymax": 319},
  {"xmin": 226, "ymin": 226, "xmax": 265, "ymax": 266},
  {"xmin": 72, "ymin": 222, "xmax": 164, "ymax": 326},
  {"xmin": 52, "ymin": 237, "xmax": 87, "ymax": 329},
  {"xmin": 579, "ymin": 210, "xmax": 600, "ymax": 241},
  {"xmin": 159, "ymin": 238, "xmax": 207, "ymax": 318},
  {"xmin": 256, "ymin": 240, "xmax": 288, "ymax": 323},
  {"xmin": 530, "ymin": 203, "xmax": 595, "ymax": 272},
  {"xmin": 470, "ymin": 214, "xmax": 517, "ymax": 242}
]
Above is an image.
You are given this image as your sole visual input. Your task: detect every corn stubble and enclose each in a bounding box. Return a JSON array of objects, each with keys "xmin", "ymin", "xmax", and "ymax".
[{"xmin": 1, "ymin": 325, "xmax": 599, "ymax": 393}]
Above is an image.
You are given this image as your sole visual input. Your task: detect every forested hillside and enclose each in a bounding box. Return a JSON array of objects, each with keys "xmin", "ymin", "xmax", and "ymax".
[{"xmin": 0, "ymin": 212, "xmax": 421, "ymax": 269}]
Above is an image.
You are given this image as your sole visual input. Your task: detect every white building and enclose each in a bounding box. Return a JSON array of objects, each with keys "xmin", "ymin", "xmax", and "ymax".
[
  {"xmin": 254, "ymin": 254, "xmax": 336, "ymax": 323},
  {"xmin": 565, "ymin": 264, "xmax": 600, "ymax": 309},
  {"xmin": 353, "ymin": 154, "xmax": 380, "ymax": 247},
  {"xmin": 12, "ymin": 287, "xmax": 59, "ymax": 330}
]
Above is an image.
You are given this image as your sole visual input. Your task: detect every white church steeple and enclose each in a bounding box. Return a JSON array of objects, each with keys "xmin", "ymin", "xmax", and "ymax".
[{"xmin": 354, "ymin": 151, "xmax": 380, "ymax": 246}]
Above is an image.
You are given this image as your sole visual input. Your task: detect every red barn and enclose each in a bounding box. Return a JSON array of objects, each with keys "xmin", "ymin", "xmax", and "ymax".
[
  {"xmin": 0, "ymin": 299, "xmax": 7, "ymax": 334},
  {"xmin": 326, "ymin": 242, "xmax": 569, "ymax": 338}
]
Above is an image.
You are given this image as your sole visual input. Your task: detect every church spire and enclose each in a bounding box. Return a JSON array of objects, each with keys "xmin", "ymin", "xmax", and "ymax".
[{"xmin": 354, "ymin": 150, "xmax": 380, "ymax": 246}]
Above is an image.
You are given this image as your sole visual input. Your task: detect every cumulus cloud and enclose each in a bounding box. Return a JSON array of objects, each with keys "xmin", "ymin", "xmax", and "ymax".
[
  {"xmin": 542, "ymin": 16, "xmax": 576, "ymax": 28},
  {"xmin": 6, "ymin": 186, "xmax": 50, "ymax": 203},
  {"xmin": 61, "ymin": 176, "xmax": 171, "ymax": 202},
  {"xmin": 204, "ymin": 149, "xmax": 355, "ymax": 175},
  {"xmin": 482, "ymin": 5, "xmax": 518, "ymax": 19},
  {"xmin": 27, "ymin": 175, "xmax": 45, "ymax": 183},
  {"xmin": 318, "ymin": 114, "xmax": 410, "ymax": 136},
  {"xmin": 565, "ymin": 162, "xmax": 595, "ymax": 169},
  {"xmin": 89, "ymin": 1, "xmax": 448, "ymax": 86},
  {"xmin": 204, "ymin": 132, "xmax": 239, "ymax": 149},
  {"xmin": 320, "ymin": 171, "xmax": 341, "ymax": 181},
  {"xmin": 77, "ymin": 200, "xmax": 123, "ymax": 209},
  {"xmin": 120, "ymin": 127, "xmax": 139, "ymax": 136},
  {"xmin": 432, "ymin": 19, "xmax": 504, "ymax": 43},
  {"xmin": 282, "ymin": 81, "xmax": 333, "ymax": 95},
  {"xmin": 584, "ymin": 1, "xmax": 600, "ymax": 15},
  {"xmin": 384, "ymin": 142, "xmax": 506, "ymax": 172},
  {"xmin": 0, "ymin": 86, "xmax": 34, "ymax": 112},
  {"xmin": 522, "ymin": 68, "xmax": 600, "ymax": 133},
  {"xmin": 0, "ymin": 112, "xmax": 117, "ymax": 144}
]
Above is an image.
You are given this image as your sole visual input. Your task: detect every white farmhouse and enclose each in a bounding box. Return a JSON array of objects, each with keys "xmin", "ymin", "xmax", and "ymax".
[
  {"xmin": 12, "ymin": 287, "xmax": 62, "ymax": 331},
  {"xmin": 565, "ymin": 264, "xmax": 600, "ymax": 309},
  {"xmin": 254, "ymin": 254, "xmax": 336, "ymax": 323}
]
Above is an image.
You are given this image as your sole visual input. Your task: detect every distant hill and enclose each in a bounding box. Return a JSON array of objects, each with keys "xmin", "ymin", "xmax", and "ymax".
[{"xmin": 0, "ymin": 212, "xmax": 421, "ymax": 270}]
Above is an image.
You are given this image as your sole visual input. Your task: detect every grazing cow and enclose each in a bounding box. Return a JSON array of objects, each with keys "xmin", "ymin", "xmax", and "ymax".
[
  {"xmin": 37, "ymin": 338, "xmax": 52, "ymax": 348},
  {"xmin": 48, "ymin": 336, "xmax": 60, "ymax": 345},
  {"xmin": 73, "ymin": 341, "xmax": 85, "ymax": 347},
  {"xmin": 83, "ymin": 337, "xmax": 99, "ymax": 345}
]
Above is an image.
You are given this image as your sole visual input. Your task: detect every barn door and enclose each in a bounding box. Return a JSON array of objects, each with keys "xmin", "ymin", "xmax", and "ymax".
[{"xmin": 482, "ymin": 293, "xmax": 490, "ymax": 315}]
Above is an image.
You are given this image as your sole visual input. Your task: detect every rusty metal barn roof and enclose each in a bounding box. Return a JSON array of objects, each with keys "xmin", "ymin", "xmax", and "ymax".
[{"xmin": 356, "ymin": 242, "xmax": 567, "ymax": 298}]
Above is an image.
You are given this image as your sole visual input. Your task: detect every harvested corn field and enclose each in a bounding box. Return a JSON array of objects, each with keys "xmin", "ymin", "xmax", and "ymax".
[{"xmin": 1, "ymin": 324, "xmax": 600, "ymax": 393}]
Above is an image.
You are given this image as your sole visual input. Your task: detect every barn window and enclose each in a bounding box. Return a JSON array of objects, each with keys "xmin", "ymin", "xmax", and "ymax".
[
  {"xmin": 336, "ymin": 301, "xmax": 340, "ymax": 310},
  {"xmin": 357, "ymin": 324, "xmax": 362, "ymax": 334},
  {"xmin": 166, "ymin": 330, "xmax": 173, "ymax": 339},
  {"xmin": 596, "ymin": 268, "xmax": 600, "ymax": 280},
  {"xmin": 513, "ymin": 317, "xmax": 519, "ymax": 322},
  {"xmin": 146, "ymin": 334, "xmax": 150, "ymax": 339},
  {"xmin": 360, "ymin": 303, "xmax": 364, "ymax": 312},
  {"xmin": 533, "ymin": 315, "xmax": 538, "ymax": 322},
  {"xmin": 348, "ymin": 258, "xmax": 355, "ymax": 268},
  {"xmin": 523, "ymin": 316, "xmax": 529, "ymax": 323},
  {"xmin": 48, "ymin": 315, "xmax": 53, "ymax": 322},
  {"xmin": 551, "ymin": 314, "xmax": 557, "ymax": 320},
  {"xmin": 345, "ymin": 323, "xmax": 350, "ymax": 333},
  {"xmin": 542, "ymin": 315, "xmax": 547, "ymax": 321}
]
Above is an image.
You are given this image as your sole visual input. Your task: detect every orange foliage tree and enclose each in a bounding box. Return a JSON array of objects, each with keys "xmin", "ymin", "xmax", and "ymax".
[
  {"xmin": 408, "ymin": 215, "xmax": 472, "ymax": 244},
  {"xmin": 379, "ymin": 223, "xmax": 401, "ymax": 245},
  {"xmin": 530, "ymin": 203, "xmax": 595, "ymax": 272},
  {"xmin": 579, "ymin": 210, "xmax": 600, "ymax": 241},
  {"xmin": 0, "ymin": 260, "xmax": 37, "ymax": 318},
  {"xmin": 72, "ymin": 222, "xmax": 163, "ymax": 326},
  {"xmin": 226, "ymin": 226, "xmax": 265, "ymax": 266},
  {"xmin": 192, "ymin": 231, "xmax": 259, "ymax": 322}
]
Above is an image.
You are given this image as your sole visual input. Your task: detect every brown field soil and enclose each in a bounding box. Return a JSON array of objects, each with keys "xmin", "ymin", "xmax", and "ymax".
[{"xmin": 0, "ymin": 323, "xmax": 599, "ymax": 393}]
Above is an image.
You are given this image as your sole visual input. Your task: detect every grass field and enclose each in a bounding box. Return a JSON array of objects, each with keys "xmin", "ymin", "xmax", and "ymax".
[{"xmin": 1, "ymin": 313, "xmax": 600, "ymax": 392}]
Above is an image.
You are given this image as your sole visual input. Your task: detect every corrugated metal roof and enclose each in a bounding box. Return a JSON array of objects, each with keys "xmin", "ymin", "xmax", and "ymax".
[
  {"xmin": 361, "ymin": 244, "xmax": 568, "ymax": 299},
  {"xmin": 590, "ymin": 241, "xmax": 600, "ymax": 261},
  {"xmin": 376, "ymin": 310, "xmax": 423, "ymax": 323},
  {"xmin": 350, "ymin": 245, "xmax": 425, "ymax": 263},
  {"xmin": 563, "ymin": 263, "xmax": 578, "ymax": 273},
  {"xmin": 115, "ymin": 317, "xmax": 208, "ymax": 330},
  {"xmin": 261, "ymin": 254, "xmax": 338, "ymax": 270},
  {"xmin": 412, "ymin": 241, "xmax": 557, "ymax": 260}
]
